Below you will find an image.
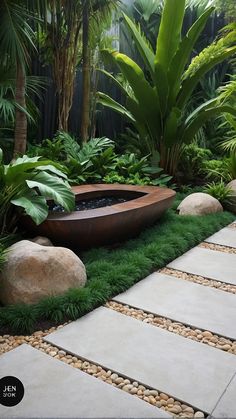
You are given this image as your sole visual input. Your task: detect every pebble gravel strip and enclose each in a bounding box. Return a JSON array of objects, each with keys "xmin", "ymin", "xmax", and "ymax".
[
  {"xmin": 199, "ymin": 242, "xmax": 236, "ymax": 254},
  {"xmin": 106, "ymin": 301, "xmax": 236, "ymax": 355},
  {"xmin": 160, "ymin": 267, "xmax": 236, "ymax": 295},
  {"xmin": 0, "ymin": 327, "xmax": 205, "ymax": 418}
]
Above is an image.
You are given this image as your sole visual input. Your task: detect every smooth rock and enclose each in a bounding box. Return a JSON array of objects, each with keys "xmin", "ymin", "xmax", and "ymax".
[
  {"xmin": 177, "ymin": 193, "xmax": 223, "ymax": 215},
  {"xmin": 194, "ymin": 412, "xmax": 204, "ymax": 418},
  {"xmin": 30, "ymin": 236, "xmax": 53, "ymax": 246},
  {"xmin": 226, "ymin": 180, "xmax": 236, "ymax": 213},
  {"xmin": 0, "ymin": 240, "xmax": 86, "ymax": 305}
]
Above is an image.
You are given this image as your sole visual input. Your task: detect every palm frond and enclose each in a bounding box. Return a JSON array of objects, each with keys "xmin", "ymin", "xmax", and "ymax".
[{"xmin": 0, "ymin": 0, "xmax": 37, "ymax": 67}]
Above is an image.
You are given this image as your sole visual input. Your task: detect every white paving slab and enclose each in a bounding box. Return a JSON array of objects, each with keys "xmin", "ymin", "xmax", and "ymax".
[
  {"xmin": 45, "ymin": 307, "xmax": 236, "ymax": 414},
  {"xmin": 113, "ymin": 273, "xmax": 236, "ymax": 340},
  {"xmin": 167, "ymin": 247, "xmax": 236, "ymax": 285},
  {"xmin": 0, "ymin": 344, "xmax": 169, "ymax": 418},
  {"xmin": 211, "ymin": 372, "xmax": 236, "ymax": 418},
  {"xmin": 205, "ymin": 227, "xmax": 236, "ymax": 248}
]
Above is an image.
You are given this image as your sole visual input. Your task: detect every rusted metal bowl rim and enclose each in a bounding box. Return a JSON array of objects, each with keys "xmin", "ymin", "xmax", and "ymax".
[{"xmin": 48, "ymin": 184, "xmax": 176, "ymax": 221}]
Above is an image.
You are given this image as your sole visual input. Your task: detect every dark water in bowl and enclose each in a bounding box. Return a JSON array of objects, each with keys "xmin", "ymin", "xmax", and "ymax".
[{"xmin": 50, "ymin": 196, "xmax": 129, "ymax": 212}]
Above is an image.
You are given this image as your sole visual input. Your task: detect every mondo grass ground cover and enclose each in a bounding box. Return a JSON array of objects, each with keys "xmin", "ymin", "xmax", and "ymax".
[{"xmin": 0, "ymin": 193, "xmax": 234, "ymax": 335}]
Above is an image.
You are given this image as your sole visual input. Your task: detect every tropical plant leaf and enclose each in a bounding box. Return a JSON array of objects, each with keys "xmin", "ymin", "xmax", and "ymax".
[
  {"xmin": 11, "ymin": 191, "xmax": 48, "ymax": 225},
  {"xmin": 97, "ymin": 92, "xmax": 136, "ymax": 122},
  {"xmin": 168, "ymin": 6, "xmax": 214, "ymax": 107},
  {"xmin": 123, "ymin": 13, "xmax": 155, "ymax": 80},
  {"xmin": 26, "ymin": 172, "xmax": 75, "ymax": 212},
  {"xmin": 112, "ymin": 52, "xmax": 161, "ymax": 139},
  {"xmin": 155, "ymin": 0, "xmax": 185, "ymax": 70},
  {"xmin": 181, "ymin": 105, "xmax": 236, "ymax": 143}
]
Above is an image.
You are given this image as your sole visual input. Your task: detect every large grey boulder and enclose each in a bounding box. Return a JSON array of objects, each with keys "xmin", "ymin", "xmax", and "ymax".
[
  {"xmin": 226, "ymin": 180, "xmax": 236, "ymax": 213},
  {"xmin": 0, "ymin": 240, "xmax": 87, "ymax": 305},
  {"xmin": 177, "ymin": 192, "xmax": 223, "ymax": 216}
]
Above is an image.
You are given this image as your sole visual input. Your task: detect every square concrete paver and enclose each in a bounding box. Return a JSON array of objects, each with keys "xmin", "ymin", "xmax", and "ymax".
[
  {"xmin": 0, "ymin": 344, "xmax": 169, "ymax": 418},
  {"xmin": 45, "ymin": 307, "xmax": 236, "ymax": 414},
  {"xmin": 167, "ymin": 247, "xmax": 236, "ymax": 285},
  {"xmin": 211, "ymin": 372, "xmax": 236, "ymax": 418},
  {"xmin": 113, "ymin": 273, "xmax": 236, "ymax": 339},
  {"xmin": 205, "ymin": 227, "xmax": 236, "ymax": 248}
]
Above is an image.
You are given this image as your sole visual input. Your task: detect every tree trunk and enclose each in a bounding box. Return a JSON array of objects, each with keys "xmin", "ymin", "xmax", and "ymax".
[
  {"xmin": 81, "ymin": 0, "xmax": 91, "ymax": 143},
  {"xmin": 13, "ymin": 61, "xmax": 27, "ymax": 157}
]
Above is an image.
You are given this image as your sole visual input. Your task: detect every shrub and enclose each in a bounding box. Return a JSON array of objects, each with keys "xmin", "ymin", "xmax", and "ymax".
[
  {"xmin": 178, "ymin": 144, "xmax": 212, "ymax": 182},
  {"xmin": 203, "ymin": 155, "xmax": 236, "ymax": 182},
  {"xmin": 204, "ymin": 181, "xmax": 233, "ymax": 206}
]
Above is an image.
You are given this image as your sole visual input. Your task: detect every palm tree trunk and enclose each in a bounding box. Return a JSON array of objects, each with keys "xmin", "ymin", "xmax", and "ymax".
[
  {"xmin": 81, "ymin": 0, "xmax": 91, "ymax": 143},
  {"xmin": 13, "ymin": 61, "xmax": 27, "ymax": 157}
]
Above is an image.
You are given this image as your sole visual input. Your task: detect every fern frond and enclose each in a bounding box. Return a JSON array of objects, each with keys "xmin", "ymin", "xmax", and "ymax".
[{"xmin": 56, "ymin": 131, "xmax": 80, "ymax": 160}]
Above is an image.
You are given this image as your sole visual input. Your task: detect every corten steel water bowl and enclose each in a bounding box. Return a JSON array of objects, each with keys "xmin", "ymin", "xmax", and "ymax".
[{"xmin": 22, "ymin": 184, "xmax": 176, "ymax": 249}]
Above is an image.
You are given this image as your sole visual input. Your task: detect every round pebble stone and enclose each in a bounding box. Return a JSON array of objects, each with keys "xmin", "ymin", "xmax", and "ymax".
[
  {"xmin": 184, "ymin": 406, "xmax": 194, "ymax": 413},
  {"xmin": 49, "ymin": 351, "xmax": 57, "ymax": 357},
  {"xmin": 194, "ymin": 412, "xmax": 205, "ymax": 418},
  {"xmin": 169, "ymin": 405, "xmax": 182, "ymax": 414},
  {"xmin": 144, "ymin": 389, "xmax": 150, "ymax": 396},
  {"xmin": 123, "ymin": 379, "xmax": 131, "ymax": 385},
  {"xmin": 122, "ymin": 384, "xmax": 133, "ymax": 392},
  {"xmin": 149, "ymin": 389, "xmax": 158, "ymax": 396},
  {"xmin": 115, "ymin": 377, "xmax": 123, "ymax": 385},
  {"xmin": 130, "ymin": 387, "xmax": 138, "ymax": 395},
  {"xmin": 160, "ymin": 393, "xmax": 169, "ymax": 401},
  {"xmin": 167, "ymin": 397, "xmax": 174, "ymax": 405}
]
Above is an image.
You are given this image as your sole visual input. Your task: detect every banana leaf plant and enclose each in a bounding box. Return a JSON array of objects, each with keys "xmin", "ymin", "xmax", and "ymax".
[
  {"xmin": 97, "ymin": 0, "xmax": 236, "ymax": 175},
  {"xmin": 0, "ymin": 149, "xmax": 75, "ymax": 235}
]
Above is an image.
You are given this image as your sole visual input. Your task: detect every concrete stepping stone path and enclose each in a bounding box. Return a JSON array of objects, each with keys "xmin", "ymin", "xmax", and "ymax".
[
  {"xmin": 210, "ymin": 372, "xmax": 236, "ymax": 418},
  {"xmin": 45, "ymin": 306, "xmax": 236, "ymax": 414},
  {"xmin": 0, "ymin": 344, "xmax": 168, "ymax": 418},
  {"xmin": 167, "ymin": 247, "xmax": 236, "ymax": 285},
  {"xmin": 205, "ymin": 227, "xmax": 236, "ymax": 248},
  {"xmin": 113, "ymin": 272, "xmax": 236, "ymax": 340}
]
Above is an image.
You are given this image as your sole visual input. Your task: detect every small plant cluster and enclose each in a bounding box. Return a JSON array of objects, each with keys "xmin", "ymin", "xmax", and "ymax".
[
  {"xmin": 204, "ymin": 181, "xmax": 234, "ymax": 206},
  {"xmin": 28, "ymin": 132, "xmax": 172, "ymax": 188}
]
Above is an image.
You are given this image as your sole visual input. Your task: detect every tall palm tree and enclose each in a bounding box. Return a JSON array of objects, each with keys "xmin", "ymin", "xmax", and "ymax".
[
  {"xmin": 80, "ymin": 0, "xmax": 119, "ymax": 142},
  {"xmin": 0, "ymin": 0, "xmax": 39, "ymax": 157}
]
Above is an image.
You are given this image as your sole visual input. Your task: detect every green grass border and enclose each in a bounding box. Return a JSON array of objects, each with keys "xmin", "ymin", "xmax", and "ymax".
[{"xmin": 0, "ymin": 194, "xmax": 234, "ymax": 334}]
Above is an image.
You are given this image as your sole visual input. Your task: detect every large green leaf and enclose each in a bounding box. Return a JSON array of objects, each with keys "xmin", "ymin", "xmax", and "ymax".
[
  {"xmin": 168, "ymin": 7, "xmax": 214, "ymax": 108},
  {"xmin": 37, "ymin": 164, "xmax": 67, "ymax": 179},
  {"xmin": 97, "ymin": 68, "xmax": 131, "ymax": 97},
  {"xmin": 178, "ymin": 46, "xmax": 236, "ymax": 108},
  {"xmin": 155, "ymin": 0, "xmax": 185, "ymax": 70},
  {"xmin": 26, "ymin": 172, "xmax": 75, "ymax": 212},
  {"xmin": 97, "ymin": 92, "xmax": 136, "ymax": 122},
  {"xmin": 112, "ymin": 52, "xmax": 161, "ymax": 140},
  {"xmin": 11, "ymin": 191, "xmax": 48, "ymax": 225},
  {"xmin": 5, "ymin": 156, "xmax": 66, "ymax": 184},
  {"xmin": 123, "ymin": 13, "xmax": 155, "ymax": 81}
]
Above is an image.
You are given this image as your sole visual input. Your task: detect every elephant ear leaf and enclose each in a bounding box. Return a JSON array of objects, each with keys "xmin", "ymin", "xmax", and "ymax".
[
  {"xmin": 11, "ymin": 191, "xmax": 48, "ymax": 225},
  {"xmin": 26, "ymin": 172, "xmax": 75, "ymax": 212}
]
